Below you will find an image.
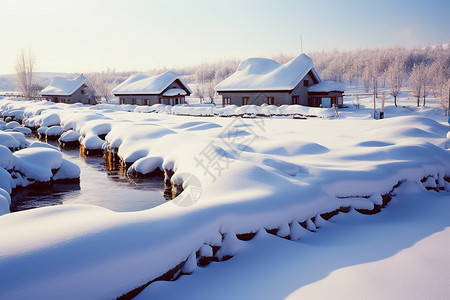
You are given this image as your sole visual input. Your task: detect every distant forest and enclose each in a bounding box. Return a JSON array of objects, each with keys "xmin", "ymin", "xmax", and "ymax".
[{"xmin": 3, "ymin": 45, "xmax": 449, "ymax": 112}]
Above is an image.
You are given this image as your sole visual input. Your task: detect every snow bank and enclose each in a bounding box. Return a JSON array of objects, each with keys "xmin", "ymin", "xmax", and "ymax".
[
  {"xmin": 0, "ymin": 188, "xmax": 10, "ymax": 216},
  {"xmin": 0, "ymin": 115, "xmax": 81, "ymax": 199},
  {"xmin": 172, "ymin": 105, "xmax": 215, "ymax": 116}
]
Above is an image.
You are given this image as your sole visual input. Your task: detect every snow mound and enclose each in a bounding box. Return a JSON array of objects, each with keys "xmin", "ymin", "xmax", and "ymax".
[
  {"xmin": 45, "ymin": 125, "xmax": 64, "ymax": 137},
  {"xmin": 59, "ymin": 130, "xmax": 81, "ymax": 142},
  {"xmin": 128, "ymin": 156, "xmax": 164, "ymax": 176},
  {"xmin": 0, "ymin": 145, "xmax": 14, "ymax": 169},
  {"xmin": 13, "ymin": 147, "xmax": 63, "ymax": 183},
  {"xmin": 0, "ymin": 132, "xmax": 21, "ymax": 149}
]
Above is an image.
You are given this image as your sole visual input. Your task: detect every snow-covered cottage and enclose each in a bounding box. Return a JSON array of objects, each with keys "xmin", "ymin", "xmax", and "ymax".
[
  {"xmin": 112, "ymin": 71, "xmax": 192, "ymax": 106},
  {"xmin": 40, "ymin": 74, "xmax": 94, "ymax": 105},
  {"xmin": 215, "ymin": 54, "xmax": 344, "ymax": 108}
]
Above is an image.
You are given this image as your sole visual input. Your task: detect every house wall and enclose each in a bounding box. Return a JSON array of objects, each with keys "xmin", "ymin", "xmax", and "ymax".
[
  {"xmin": 289, "ymin": 72, "xmax": 317, "ymax": 106},
  {"xmin": 218, "ymin": 91, "xmax": 289, "ymax": 106},
  {"xmin": 115, "ymin": 79, "xmax": 190, "ymax": 106},
  {"xmin": 307, "ymin": 91, "xmax": 344, "ymax": 108},
  {"xmin": 118, "ymin": 95, "xmax": 160, "ymax": 105},
  {"xmin": 118, "ymin": 95, "xmax": 186, "ymax": 106},
  {"xmin": 217, "ymin": 70, "xmax": 320, "ymax": 107}
]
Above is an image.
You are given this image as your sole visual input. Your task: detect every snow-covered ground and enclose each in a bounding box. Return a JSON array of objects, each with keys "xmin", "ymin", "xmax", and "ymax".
[
  {"xmin": 0, "ymin": 91, "xmax": 449, "ymax": 299},
  {"xmin": 140, "ymin": 185, "xmax": 450, "ymax": 300}
]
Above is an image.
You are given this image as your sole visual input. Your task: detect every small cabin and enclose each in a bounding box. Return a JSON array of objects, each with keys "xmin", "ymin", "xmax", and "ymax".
[
  {"xmin": 112, "ymin": 71, "xmax": 192, "ymax": 106},
  {"xmin": 307, "ymin": 81, "xmax": 344, "ymax": 108},
  {"xmin": 215, "ymin": 54, "xmax": 344, "ymax": 108},
  {"xmin": 40, "ymin": 74, "xmax": 94, "ymax": 105}
]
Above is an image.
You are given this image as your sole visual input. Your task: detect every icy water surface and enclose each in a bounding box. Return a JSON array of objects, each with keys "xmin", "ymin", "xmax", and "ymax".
[{"xmin": 10, "ymin": 144, "xmax": 166, "ymax": 212}]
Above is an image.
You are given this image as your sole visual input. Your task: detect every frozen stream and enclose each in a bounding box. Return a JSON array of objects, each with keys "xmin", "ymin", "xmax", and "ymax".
[{"xmin": 10, "ymin": 140, "xmax": 166, "ymax": 212}]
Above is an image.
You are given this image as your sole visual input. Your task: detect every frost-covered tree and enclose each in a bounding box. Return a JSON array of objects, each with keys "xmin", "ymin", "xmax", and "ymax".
[
  {"xmin": 193, "ymin": 59, "xmax": 238, "ymax": 103},
  {"xmin": 14, "ymin": 48, "xmax": 35, "ymax": 98},
  {"xmin": 362, "ymin": 67, "xmax": 372, "ymax": 93},
  {"xmin": 194, "ymin": 62, "xmax": 208, "ymax": 102},
  {"xmin": 421, "ymin": 64, "xmax": 433, "ymax": 106},
  {"xmin": 85, "ymin": 69, "xmax": 120, "ymax": 103},
  {"xmin": 387, "ymin": 58, "xmax": 405, "ymax": 106},
  {"xmin": 429, "ymin": 55, "xmax": 450, "ymax": 114},
  {"xmin": 440, "ymin": 80, "xmax": 450, "ymax": 115},
  {"xmin": 410, "ymin": 63, "xmax": 424, "ymax": 107}
]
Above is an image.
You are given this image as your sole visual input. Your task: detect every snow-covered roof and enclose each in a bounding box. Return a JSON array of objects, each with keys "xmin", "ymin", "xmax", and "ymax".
[
  {"xmin": 112, "ymin": 71, "xmax": 192, "ymax": 96},
  {"xmin": 215, "ymin": 54, "xmax": 322, "ymax": 92},
  {"xmin": 308, "ymin": 81, "xmax": 345, "ymax": 93},
  {"xmin": 40, "ymin": 74, "xmax": 86, "ymax": 96},
  {"xmin": 163, "ymin": 88, "xmax": 187, "ymax": 97}
]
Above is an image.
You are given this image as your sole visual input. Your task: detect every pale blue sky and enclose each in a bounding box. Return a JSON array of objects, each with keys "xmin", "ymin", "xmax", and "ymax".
[{"xmin": 0, "ymin": 0, "xmax": 448, "ymax": 74}]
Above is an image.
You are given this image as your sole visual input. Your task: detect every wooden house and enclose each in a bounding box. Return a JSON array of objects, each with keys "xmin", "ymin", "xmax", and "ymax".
[
  {"xmin": 215, "ymin": 54, "xmax": 344, "ymax": 108},
  {"xmin": 40, "ymin": 74, "xmax": 94, "ymax": 104},
  {"xmin": 112, "ymin": 71, "xmax": 192, "ymax": 106}
]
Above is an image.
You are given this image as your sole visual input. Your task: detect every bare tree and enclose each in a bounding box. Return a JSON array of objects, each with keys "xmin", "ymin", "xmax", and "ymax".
[
  {"xmin": 14, "ymin": 48, "xmax": 35, "ymax": 98},
  {"xmin": 387, "ymin": 58, "xmax": 405, "ymax": 106}
]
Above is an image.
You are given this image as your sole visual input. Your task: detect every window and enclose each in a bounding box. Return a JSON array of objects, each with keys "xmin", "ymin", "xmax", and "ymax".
[
  {"xmin": 304, "ymin": 80, "xmax": 309, "ymax": 87},
  {"xmin": 131, "ymin": 98, "xmax": 136, "ymax": 105},
  {"xmin": 308, "ymin": 97, "xmax": 321, "ymax": 107},
  {"xmin": 242, "ymin": 97, "xmax": 249, "ymax": 105},
  {"xmin": 223, "ymin": 97, "xmax": 231, "ymax": 106},
  {"xmin": 267, "ymin": 96, "xmax": 274, "ymax": 105},
  {"xmin": 81, "ymin": 89, "xmax": 85, "ymax": 95},
  {"xmin": 292, "ymin": 96, "xmax": 299, "ymax": 105}
]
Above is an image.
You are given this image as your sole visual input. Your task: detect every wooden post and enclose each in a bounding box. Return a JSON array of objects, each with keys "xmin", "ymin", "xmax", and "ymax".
[
  {"xmin": 380, "ymin": 93, "xmax": 385, "ymax": 119},
  {"xmin": 333, "ymin": 103, "xmax": 339, "ymax": 118},
  {"xmin": 373, "ymin": 77, "xmax": 377, "ymax": 119}
]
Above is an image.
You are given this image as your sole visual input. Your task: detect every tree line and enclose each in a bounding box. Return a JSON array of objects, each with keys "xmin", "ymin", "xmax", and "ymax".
[
  {"xmin": 14, "ymin": 45, "xmax": 449, "ymax": 115},
  {"xmin": 307, "ymin": 45, "xmax": 449, "ymax": 113}
]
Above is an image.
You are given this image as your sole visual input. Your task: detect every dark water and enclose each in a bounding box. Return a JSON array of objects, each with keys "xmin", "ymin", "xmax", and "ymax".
[{"xmin": 10, "ymin": 143, "xmax": 166, "ymax": 212}]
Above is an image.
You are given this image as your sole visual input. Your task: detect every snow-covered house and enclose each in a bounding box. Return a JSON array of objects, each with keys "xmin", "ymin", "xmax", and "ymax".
[
  {"xmin": 40, "ymin": 74, "xmax": 93, "ymax": 105},
  {"xmin": 215, "ymin": 54, "xmax": 344, "ymax": 108},
  {"xmin": 111, "ymin": 71, "xmax": 192, "ymax": 106}
]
